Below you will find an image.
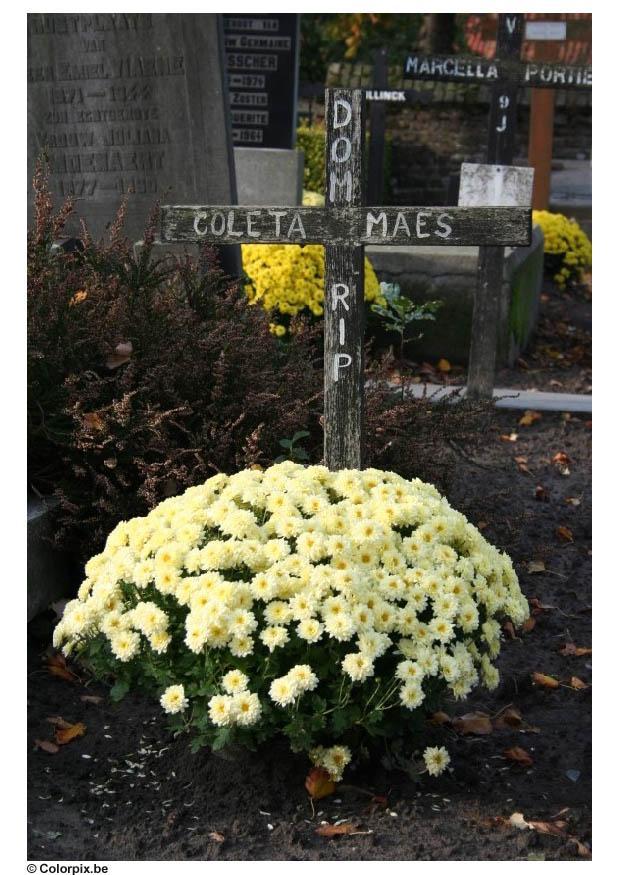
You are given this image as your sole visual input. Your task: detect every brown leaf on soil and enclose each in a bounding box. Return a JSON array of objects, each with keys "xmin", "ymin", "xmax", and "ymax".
[
  {"xmin": 46, "ymin": 653, "xmax": 80, "ymax": 683},
  {"xmin": 452, "ymin": 712, "xmax": 493, "ymax": 735},
  {"xmin": 494, "ymin": 707, "xmax": 523, "ymax": 729},
  {"xmin": 534, "ymin": 485, "xmax": 549, "ymax": 502},
  {"xmin": 54, "ymin": 721, "xmax": 86, "ymax": 745},
  {"xmin": 208, "ymin": 832, "xmax": 225, "ymax": 843},
  {"xmin": 527, "ymin": 560, "xmax": 546, "ymax": 574},
  {"xmin": 437, "ymin": 358, "xmax": 451, "ymax": 373},
  {"xmin": 82, "ymin": 411, "xmax": 105, "ymax": 431},
  {"xmin": 46, "ymin": 716, "xmax": 73, "ymax": 729},
  {"xmin": 35, "ymin": 738, "xmax": 59, "ymax": 754},
  {"xmin": 503, "ymin": 746, "xmax": 534, "ymax": 767},
  {"xmin": 500, "ymin": 433, "xmax": 518, "ymax": 443},
  {"xmin": 532, "ymin": 672, "xmax": 560, "ymax": 689},
  {"xmin": 105, "ymin": 340, "xmax": 133, "ymax": 370},
  {"xmin": 428, "ymin": 711, "xmax": 451, "ymax": 726},
  {"xmin": 568, "ymin": 838, "xmax": 592, "ymax": 859},
  {"xmin": 552, "ymin": 451, "xmax": 571, "ymax": 466},
  {"xmin": 305, "ymin": 767, "xmax": 336, "ymax": 800},
  {"xmin": 569, "ymin": 676, "xmax": 589, "ymax": 690},
  {"xmin": 559, "ymin": 643, "xmax": 592, "ymax": 657},
  {"xmin": 565, "ymin": 496, "xmax": 581, "ymax": 507},
  {"xmin": 528, "ymin": 597, "xmax": 554, "ymax": 615},
  {"xmin": 80, "ymin": 695, "xmax": 103, "ymax": 705},
  {"xmin": 522, "ymin": 616, "xmax": 537, "ymax": 634},
  {"xmin": 528, "ymin": 819, "xmax": 569, "ymax": 837},
  {"xmin": 315, "ymin": 822, "xmax": 364, "ymax": 837},
  {"xmin": 514, "ymin": 455, "xmax": 531, "ymax": 474},
  {"xmin": 556, "ymin": 525, "xmax": 574, "ymax": 542},
  {"xmin": 502, "ymin": 620, "xmax": 516, "ymax": 639},
  {"xmin": 519, "ymin": 410, "xmax": 542, "ymax": 427}
]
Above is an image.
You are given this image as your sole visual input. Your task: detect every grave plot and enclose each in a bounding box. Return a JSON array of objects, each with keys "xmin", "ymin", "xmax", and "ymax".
[{"xmin": 28, "ymin": 407, "xmax": 592, "ymax": 861}]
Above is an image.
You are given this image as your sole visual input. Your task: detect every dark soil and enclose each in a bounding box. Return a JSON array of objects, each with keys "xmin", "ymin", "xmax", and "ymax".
[
  {"xmin": 28, "ymin": 408, "xmax": 592, "ymax": 861},
  {"xmin": 398, "ymin": 277, "xmax": 592, "ymax": 396}
]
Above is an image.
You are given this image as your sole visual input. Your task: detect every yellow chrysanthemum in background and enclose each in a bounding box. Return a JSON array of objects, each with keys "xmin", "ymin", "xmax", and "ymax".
[
  {"xmin": 533, "ymin": 210, "xmax": 592, "ymax": 289},
  {"xmin": 242, "ymin": 244, "xmax": 384, "ymax": 335}
]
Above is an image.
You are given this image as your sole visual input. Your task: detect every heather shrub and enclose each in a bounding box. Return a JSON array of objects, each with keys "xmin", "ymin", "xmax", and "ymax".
[{"xmin": 28, "ymin": 164, "xmax": 324, "ymax": 559}]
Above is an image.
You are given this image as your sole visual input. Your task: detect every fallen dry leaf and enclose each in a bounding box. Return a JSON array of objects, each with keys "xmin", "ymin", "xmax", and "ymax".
[
  {"xmin": 556, "ymin": 525, "xmax": 574, "ymax": 542},
  {"xmin": 55, "ymin": 721, "xmax": 86, "ymax": 745},
  {"xmin": 514, "ymin": 455, "xmax": 531, "ymax": 474},
  {"xmin": 503, "ymin": 746, "xmax": 534, "ymax": 767},
  {"xmin": 522, "ymin": 617, "xmax": 537, "ymax": 634},
  {"xmin": 208, "ymin": 832, "xmax": 225, "ymax": 843},
  {"xmin": 527, "ymin": 560, "xmax": 546, "ymax": 574},
  {"xmin": 508, "ymin": 812, "xmax": 530, "ymax": 830},
  {"xmin": 305, "ymin": 767, "xmax": 336, "ymax": 800},
  {"xmin": 428, "ymin": 711, "xmax": 451, "ymax": 726},
  {"xmin": 569, "ymin": 676, "xmax": 589, "ymax": 690},
  {"xmin": 534, "ymin": 485, "xmax": 549, "ymax": 502},
  {"xmin": 494, "ymin": 707, "xmax": 540, "ymax": 734},
  {"xmin": 437, "ymin": 358, "xmax": 451, "ymax": 373},
  {"xmin": 46, "ymin": 653, "xmax": 80, "ymax": 684},
  {"xmin": 315, "ymin": 822, "xmax": 364, "ymax": 837},
  {"xmin": 105, "ymin": 340, "xmax": 133, "ymax": 370},
  {"xmin": 568, "ymin": 838, "xmax": 592, "ymax": 859},
  {"xmin": 565, "ymin": 496, "xmax": 581, "ymax": 507},
  {"xmin": 500, "ymin": 433, "xmax": 518, "ymax": 443},
  {"xmin": 82, "ymin": 411, "xmax": 105, "ymax": 431},
  {"xmin": 552, "ymin": 451, "xmax": 571, "ymax": 466},
  {"xmin": 528, "ymin": 597, "xmax": 555, "ymax": 615},
  {"xmin": 452, "ymin": 712, "xmax": 493, "ymax": 735},
  {"xmin": 519, "ymin": 410, "xmax": 542, "ymax": 427},
  {"xmin": 35, "ymin": 739, "xmax": 59, "ymax": 754},
  {"xmin": 532, "ymin": 672, "xmax": 560, "ymax": 689},
  {"xmin": 80, "ymin": 695, "xmax": 103, "ymax": 705},
  {"xmin": 559, "ymin": 643, "xmax": 592, "ymax": 657},
  {"xmin": 528, "ymin": 819, "xmax": 568, "ymax": 837},
  {"xmin": 502, "ymin": 620, "xmax": 516, "ymax": 639},
  {"xmin": 46, "ymin": 716, "xmax": 73, "ymax": 729}
]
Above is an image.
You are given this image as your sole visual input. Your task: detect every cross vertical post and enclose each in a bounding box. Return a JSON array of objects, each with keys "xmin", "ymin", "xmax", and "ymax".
[
  {"xmin": 323, "ymin": 89, "xmax": 366, "ymax": 471},
  {"xmin": 467, "ymin": 13, "xmax": 524, "ymax": 400}
]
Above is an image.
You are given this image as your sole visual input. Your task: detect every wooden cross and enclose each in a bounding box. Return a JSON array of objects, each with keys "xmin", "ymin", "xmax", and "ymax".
[
  {"xmin": 402, "ymin": 13, "xmax": 591, "ymax": 397},
  {"xmin": 161, "ymin": 88, "xmax": 530, "ymax": 471}
]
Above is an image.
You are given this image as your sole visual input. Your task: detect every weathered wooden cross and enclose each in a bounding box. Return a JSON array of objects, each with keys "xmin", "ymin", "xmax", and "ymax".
[
  {"xmin": 403, "ymin": 13, "xmax": 592, "ymax": 398},
  {"xmin": 161, "ymin": 88, "xmax": 530, "ymax": 471}
]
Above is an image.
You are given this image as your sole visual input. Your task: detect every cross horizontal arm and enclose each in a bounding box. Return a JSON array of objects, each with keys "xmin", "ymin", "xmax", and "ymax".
[
  {"xmin": 403, "ymin": 53, "xmax": 591, "ymax": 90},
  {"xmin": 161, "ymin": 205, "xmax": 531, "ymax": 247}
]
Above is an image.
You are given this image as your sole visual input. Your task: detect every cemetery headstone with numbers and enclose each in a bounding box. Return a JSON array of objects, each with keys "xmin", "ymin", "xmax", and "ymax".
[
  {"xmin": 402, "ymin": 12, "xmax": 591, "ymax": 397},
  {"xmin": 161, "ymin": 88, "xmax": 531, "ymax": 471},
  {"xmin": 27, "ymin": 12, "xmax": 240, "ymax": 265},
  {"xmin": 223, "ymin": 13, "xmax": 300, "ymax": 149},
  {"xmin": 223, "ymin": 13, "xmax": 303, "ymax": 206}
]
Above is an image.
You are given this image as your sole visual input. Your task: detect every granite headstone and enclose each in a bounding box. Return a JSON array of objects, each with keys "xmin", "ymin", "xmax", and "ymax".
[{"xmin": 27, "ymin": 13, "xmax": 239, "ymax": 243}]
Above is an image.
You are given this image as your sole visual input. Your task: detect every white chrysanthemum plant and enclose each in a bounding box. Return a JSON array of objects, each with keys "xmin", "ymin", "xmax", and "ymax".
[{"xmin": 55, "ymin": 462, "xmax": 529, "ymax": 780}]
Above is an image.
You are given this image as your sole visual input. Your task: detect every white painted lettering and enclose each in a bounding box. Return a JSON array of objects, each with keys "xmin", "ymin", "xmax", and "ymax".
[
  {"xmin": 226, "ymin": 210, "xmax": 243, "ymax": 237},
  {"xmin": 416, "ymin": 211, "xmax": 431, "ymax": 239},
  {"xmin": 333, "ymin": 98, "xmax": 352, "ymax": 129},
  {"xmin": 193, "ymin": 211, "xmax": 208, "ymax": 236},
  {"xmin": 435, "ymin": 213, "xmax": 453, "ymax": 239},
  {"xmin": 339, "ymin": 317, "xmax": 345, "ymax": 345},
  {"xmin": 246, "ymin": 210, "xmax": 261, "ymax": 238},
  {"xmin": 393, "ymin": 211, "xmax": 411, "ymax": 238},
  {"xmin": 331, "ymin": 283, "xmax": 350, "ymax": 312},
  {"xmin": 365, "ymin": 210, "xmax": 388, "ymax": 238},
  {"xmin": 333, "ymin": 353, "xmax": 352, "ymax": 381},
  {"xmin": 210, "ymin": 211, "xmax": 226, "ymax": 236},
  {"xmin": 331, "ymin": 136, "xmax": 352, "ymax": 163},
  {"xmin": 329, "ymin": 169, "xmax": 353, "ymax": 203},
  {"xmin": 287, "ymin": 212, "xmax": 306, "ymax": 239},
  {"xmin": 268, "ymin": 209, "xmax": 287, "ymax": 236}
]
